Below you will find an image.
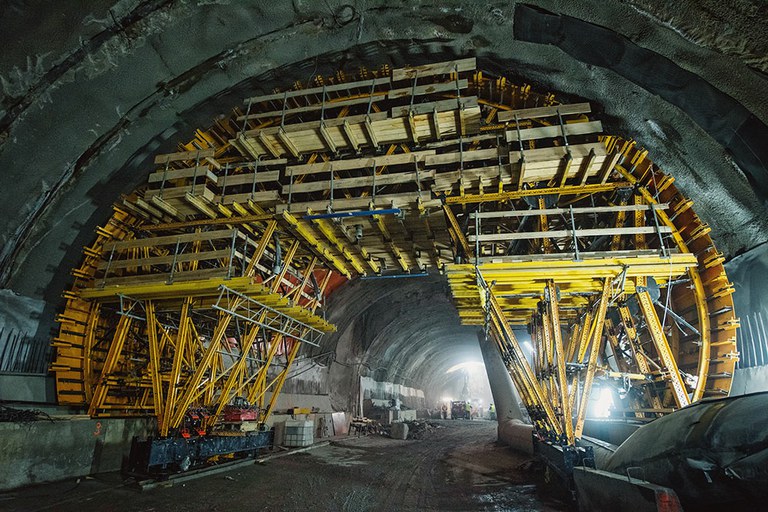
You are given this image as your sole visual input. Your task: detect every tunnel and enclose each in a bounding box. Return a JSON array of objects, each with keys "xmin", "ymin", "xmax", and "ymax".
[{"xmin": 1, "ymin": 2, "xmax": 768, "ymax": 511}]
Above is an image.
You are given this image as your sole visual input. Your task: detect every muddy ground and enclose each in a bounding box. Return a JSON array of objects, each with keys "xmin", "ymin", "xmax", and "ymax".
[{"xmin": 1, "ymin": 419, "xmax": 568, "ymax": 511}]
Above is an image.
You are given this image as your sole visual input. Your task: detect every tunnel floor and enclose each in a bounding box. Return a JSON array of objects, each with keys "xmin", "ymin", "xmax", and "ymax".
[{"xmin": 2, "ymin": 419, "xmax": 567, "ymax": 511}]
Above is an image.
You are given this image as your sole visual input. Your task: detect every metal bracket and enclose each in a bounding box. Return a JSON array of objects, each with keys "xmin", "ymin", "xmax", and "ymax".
[{"xmin": 212, "ymin": 286, "xmax": 325, "ymax": 347}]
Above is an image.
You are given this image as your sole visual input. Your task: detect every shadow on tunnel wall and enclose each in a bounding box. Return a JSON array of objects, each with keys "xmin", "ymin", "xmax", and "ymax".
[{"xmin": 514, "ymin": 4, "xmax": 768, "ymax": 201}]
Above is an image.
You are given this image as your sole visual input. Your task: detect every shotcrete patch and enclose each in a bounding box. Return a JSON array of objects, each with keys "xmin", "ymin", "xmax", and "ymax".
[{"xmin": 428, "ymin": 14, "xmax": 474, "ymax": 34}]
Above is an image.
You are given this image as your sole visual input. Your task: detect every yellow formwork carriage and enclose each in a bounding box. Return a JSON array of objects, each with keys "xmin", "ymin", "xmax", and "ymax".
[{"xmin": 51, "ymin": 58, "xmax": 737, "ymax": 441}]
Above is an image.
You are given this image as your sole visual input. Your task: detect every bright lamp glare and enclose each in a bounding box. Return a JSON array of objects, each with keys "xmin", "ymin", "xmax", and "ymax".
[
  {"xmin": 593, "ymin": 387, "xmax": 614, "ymax": 418},
  {"xmin": 446, "ymin": 361, "xmax": 485, "ymax": 374}
]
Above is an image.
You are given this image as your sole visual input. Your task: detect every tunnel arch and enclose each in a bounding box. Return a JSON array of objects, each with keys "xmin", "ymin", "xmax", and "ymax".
[
  {"xmin": 43, "ymin": 54, "xmax": 738, "ymax": 444},
  {"xmin": 2, "ymin": 2, "xmax": 767, "ymax": 303}
]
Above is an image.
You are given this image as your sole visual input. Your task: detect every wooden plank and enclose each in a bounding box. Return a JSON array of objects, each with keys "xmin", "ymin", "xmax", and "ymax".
[
  {"xmin": 478, "ymin": 249, "xmax": 676, "ymax": 263},
  {"xmin": 471, "ymin": 203, "xmax": 669, "ymax": 219},
  {"xmin": 599, "ymin": 152, "xmax": 622, "ymax": 184},
  {"xmin": 505, "ymin": 121, "xmax": 603, "ymax": 142},
  {"xmin": 431, "ymin": 165, "xmax": 514, "ymax": 192},
  {"xmin": 220, "ymin": 170, "xmax": 281, "ymax": 187},
  {"xmin": 578, "ymin": 149, "xmax": 597, "ymax": 186},
  {"xmin": 154, "ymin": 149, "xmax": 215, "ymax": 165},
  {"xmin": 150, "ymin": 196, "xmax": 183, "ymax": 220},
  {"xmin": 244, "ymin": 77, "xmax": 390, "ymax": 105},
  {"xmin": 468, "ymin": 226, "xmax": 673, "ymax": 242},
  {"xmin": 425, "ymin": 132, "xmax": 498, "ymax": 149},
  {"xmin": 287, "ymin": 150, "xmax": 436, "ymax": 177},
  {"xmin": 102, "ymin": 229, "xmax": 236, "ymax": 252},
  {"xmin": 429, "ymin": 150, "xmax": 608, "ymax": 192},
  {"xmin": 282, "ymin": 169, "xmax": 436, "ymax": 194},
  {"xmin": 147, "ymin": 166, "xmax": 217, "ymax": 184},
  {"xmin": 343, "ymin": 120, "xmax": 361, "ymax": 151},
  {"xmin": 424, "ymin": 147, "xmax": 501, "ymax": 167},
  {"xmin": 237, "ymin": 107, "xmax": 480, "ymax": 159},
  {"xmin": 216, "ymin": 190, "xmax": 281, "ymax": 205},
  {"xmin": 497, "ymin": 103, "xmax": 592, "ymax": 123},
  {"xmin": 391, "ymin": 57, "xmax": 476, "ymax": 81},
  {"xmin": 387, "ymin": 79, "xmax": 468, "ymax": 100},
  {"xmin": 275, "ymin": 191, "xmax": 438, "ymax": 213},
  {"xmin": 144, "ymin": 185, "xmax": 215, "ymax": 202},
  {"xmin": 245, "ymin": 112, "xmax": 388, "ymax": 137},
  {"xmin": 509, "ymin": 143, "xmax": 605, "ymax": 165},
  {"xmin": 97, "ymin": 249, "xmax": 232, "ymax": 271},
  {"xmin": 230, "ymin": 135, "xmax": 266, "ymax": 160},
  {"xmin": 391, "ymin": 97, "xmax": 478, "ymax": 118},
  {"xmin": 238, "ymin": 94, "xmax": 384, "ymax": 121},
  {"xmin": 100, "ymin": 267, "xmax": 229, "ymax": 287}
]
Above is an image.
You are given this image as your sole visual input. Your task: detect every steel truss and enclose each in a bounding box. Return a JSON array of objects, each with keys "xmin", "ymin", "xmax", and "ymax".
[
  {"xmin": 52, "ymin": 59, "xmax": 737, "ymax": 447},
  {"xmin": 212, "ymin": 286, "xmax": 325, "ymax": 347}
]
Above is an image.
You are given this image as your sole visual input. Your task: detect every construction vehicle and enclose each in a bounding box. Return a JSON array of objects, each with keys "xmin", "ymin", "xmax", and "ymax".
[{"xmin": 451, "ymin": 401, "xmax": 470, "ymax": 420}]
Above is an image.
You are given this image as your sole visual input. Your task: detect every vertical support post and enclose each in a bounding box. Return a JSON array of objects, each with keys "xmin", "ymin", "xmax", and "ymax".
[
  {"xmin": 546, "ymin": 280, "xmax": 574, "ymax": 444},
  {"xmin": 569, "ymin": 205, "xmax": 580, "ymax": 261},
  {"xmin": 474, "ymin": 209, "xmax": 481, "ymax": 266},
  {"xmin": 221, "ymin": 163, "xmax": 230, "ymax": 204},
  {"xmin": 515, "ymin": 115, "xmax": 526, "ymax": 191},
  {"xmin": 227, "ymin": 229, "xmax": 237, "ymax": 279},
  {"xmin": 167, "ymin": 237, "xmax": 182, "ymax": 284},
  {"xmin": 244, "ymin": 221, "xmax": 277, "ymax": 277},
  {"xmin": 101, "ymin": 245, "xmax": 116, "ymax": 288},
  {"xmin": 145, "ymin": 300, "xmax": 164, "ymax": 422},
  {"xmin": 88, "ymin": 315, "xmax": 133, "ymax": 416},
  {"xmin": 479, "ymin": 271, "xmax": 561, "ymax": 435},
  {"xmin": 250, "ymin": 158, "xmax": 260, "ymax": 201},
  {"xmin": 162, "ymin": 298, "xmax": 190, "ymax": 435},
  {"xmin": 190, "ymin": 151, "xmax": 201, "ymax": 196},
  {"xmin": 159, "ymin": 160, "xmax": 170, "ymax": 199},
  {"xmin": 574, "ymin": 278, "xmax": 611, "ymax": 438},
  {"xmin": 170, "ymin": 308, "xmax": 236, "ymax": 428},
  {"xmin": 329, "ymin": 164, "xmax": 334, "ymax": 211},
  {"xmin": 538, "ymin": 197, "xmax": 553, "ymax": 254}
]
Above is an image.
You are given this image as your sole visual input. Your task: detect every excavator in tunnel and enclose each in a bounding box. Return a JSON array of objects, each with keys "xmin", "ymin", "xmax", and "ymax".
[{"xmin": 43, "ymin": 57, "xmax": 766, "ymax": 509}]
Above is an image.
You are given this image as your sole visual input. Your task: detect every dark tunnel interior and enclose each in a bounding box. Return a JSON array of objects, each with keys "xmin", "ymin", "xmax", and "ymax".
[{"xmin": 1, "ymin": 2, "xmax": 767, "ymax": 508}]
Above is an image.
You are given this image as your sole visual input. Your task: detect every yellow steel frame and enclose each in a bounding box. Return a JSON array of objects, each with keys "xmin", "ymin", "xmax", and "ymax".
[
  {"xmin": 62, "ymin": 204, "xmax": 336, "ymax": 437},
  {"xmin": 51, "ymin": 60, "xmax": 737, "ymax": 449}
]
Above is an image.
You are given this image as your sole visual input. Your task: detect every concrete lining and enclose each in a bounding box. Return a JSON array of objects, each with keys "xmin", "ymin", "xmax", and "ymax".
[{"xmin": 0, "ymin": 417, "xmax": 154, "ymax": 491}]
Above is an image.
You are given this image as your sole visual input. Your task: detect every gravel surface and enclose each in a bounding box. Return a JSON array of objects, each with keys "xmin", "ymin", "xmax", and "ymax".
[{"xmin": 2, "ymin": 419, "xmax": 567, "ymax": 512}]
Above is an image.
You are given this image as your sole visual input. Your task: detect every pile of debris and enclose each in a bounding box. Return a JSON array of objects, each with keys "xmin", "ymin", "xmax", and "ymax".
[
  {"xmin": 349, "ymin": 416, "xmax": 381, "ymax": 436},
  {"xmin": 404, "ymin": 420, "xmax": 441, "ymax": 440},
  {"xmin": 0, "ymin": 404, "xmax": 53, "ymax": 423}
]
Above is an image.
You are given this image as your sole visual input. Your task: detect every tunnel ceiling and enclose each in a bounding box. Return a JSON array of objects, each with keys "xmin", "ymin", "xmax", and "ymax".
[{"xmin": 0, "ymin": 2, "xmax": 766, "ymax": 409}]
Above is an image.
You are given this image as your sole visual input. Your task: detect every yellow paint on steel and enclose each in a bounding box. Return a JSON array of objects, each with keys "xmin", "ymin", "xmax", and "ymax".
[
  {"xmin": 444, "ymin": 182, "xmax": 631, "ymax": 205},
  {"xmin": 574, "ymin": 278, "xmax": 610, "ymax": 439},
  {"xmin": 546, "ymin": 280, "xmax": 574, "ymax": 443},
  {"xmin": 635, "ymin": 277, "xmax": 691, "ymax": 409},
  {"xmin": 614, "ymin": 163, "xmax": 712, "ymax": 401},
  {"xmin": 281, "ymin": 211, "xmax": 352, "ymax": 278}
]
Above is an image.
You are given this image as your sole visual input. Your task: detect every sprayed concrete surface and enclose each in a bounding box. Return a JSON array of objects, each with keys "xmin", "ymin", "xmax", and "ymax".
[{"xmin": 1, "ymin": 420, "xmax": 566, "ymax": 512}]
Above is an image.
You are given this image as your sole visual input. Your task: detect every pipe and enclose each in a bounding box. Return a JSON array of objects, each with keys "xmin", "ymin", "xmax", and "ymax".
[
  {"xmin": 272, "ymin": 232, "xmax": 282, "ymax": 275},
  {"xmin": 603, "ymin": 392, "xmax": 768, "ymax": 510},
  {"xmin": 359, "ymin": 272, "xmax": 429, "ymax": 280},
  {"xmin": 303, "ymin": 208, "xmax": 401, "ymax": 220}
]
